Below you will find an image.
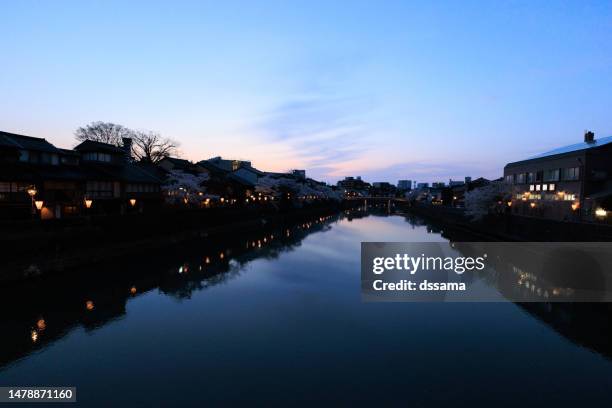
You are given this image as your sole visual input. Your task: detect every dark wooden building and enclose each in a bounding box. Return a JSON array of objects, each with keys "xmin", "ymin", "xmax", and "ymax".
[{"xmin": 0, "ymin": 131, "xmax": 162, "ymax": 219}]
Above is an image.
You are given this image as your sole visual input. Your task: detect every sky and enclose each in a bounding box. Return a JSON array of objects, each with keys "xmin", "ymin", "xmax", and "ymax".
[{"xmin": 1, "ymin": 1, "xmax": 611, "ymax": 184}]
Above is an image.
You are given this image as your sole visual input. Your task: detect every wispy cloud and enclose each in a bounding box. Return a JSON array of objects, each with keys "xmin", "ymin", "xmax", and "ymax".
[{"xmin": 256, "ymin": 93, "xmax": 375, "ymax": 180}]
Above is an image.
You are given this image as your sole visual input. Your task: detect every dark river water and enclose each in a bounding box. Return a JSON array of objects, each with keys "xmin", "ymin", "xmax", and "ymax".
[{"xmin": 1, "ymin": 208, "xmax": 612, "ymax": 406}]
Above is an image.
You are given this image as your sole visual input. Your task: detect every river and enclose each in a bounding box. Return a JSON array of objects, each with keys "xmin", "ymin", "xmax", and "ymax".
[{"xmin": 1, "ymin": 208, "xmax": 612, "ymax": 406}]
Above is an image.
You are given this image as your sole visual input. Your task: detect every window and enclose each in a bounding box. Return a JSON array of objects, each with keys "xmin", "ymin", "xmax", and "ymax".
[
  {"xmin": 504, "ymin": 175, "xmax": 514, "ymax": 184},
  {"xmin": 548, "ymin": 183, "xmax": 555, "ymax": 191},
  {"xmin": 527, "ymin": 172, "xmax": 536, "ymax": 183},
  {"xmin": 40, "ymin": 153, "xmax": 58, "ymax": 165},
  {"xmin": 544, "ymin": 169, "xmax": 560, "ymax": 182},
  {"xmin": 83, "ymin": 152, "xmax": 112, "ymax": 162},
  {"xmin": 563, "ymin": 193, "xmax": 576, "ymax": 201},
  {"xmin": 563, "ymin": 167, "xmax": 580, "ymax": 181},
  {"xmin": 0, "ymin": 182, "xmax": 29, "ymax": 192},
  {"xmin": 536, "ymin": 184, "xmax": 541, "ymax": 191},
  {"xmin": 126, "ymin": 183, "xmax": 159, "ymax": 193},
  {"xmin": 542, "ymin": 184, "xmax": 548, "ymax": 191},
  {"xmin": 516, "ymin": 173, "xmax": 526, "ymax": 184},
  {"xmin": 536, "ymin": 171, "xmax": 543, "ymax": 182},
  {"xmin": 86, "ymin": 181, "xmax": 113, "ymax": 198},
  {"xmin": 28, "ymin": 152, "xmax": 40, "ymax": 164},
  {"xmin": 529, "ymin": 184, "xmax": 535, "ymax": 191}
]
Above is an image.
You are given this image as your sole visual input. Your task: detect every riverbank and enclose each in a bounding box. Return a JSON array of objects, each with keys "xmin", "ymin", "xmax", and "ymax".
[
  {"xmin": 1, "ymin": 201, "xmax": 357, "ymax": 283},
  {"xmin": 399, "ymin": 202, "xmax": 612, "ymax": 241}
]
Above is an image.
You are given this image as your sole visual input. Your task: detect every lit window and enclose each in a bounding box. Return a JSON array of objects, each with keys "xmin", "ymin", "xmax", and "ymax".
[
  {"xmin": 529, "ymin": 185, "xmax": 534, "ymax": 191},
  {"xmin": 536, "ymin": 185, "xmax": 541, "ymax": 191},
  {"xmin": 542, "ymin": 184, "xmax": 548, "ymax": 191},
  {"xmin": 549, "ymin": 184, "xmax": 555, "ymax": 191}
]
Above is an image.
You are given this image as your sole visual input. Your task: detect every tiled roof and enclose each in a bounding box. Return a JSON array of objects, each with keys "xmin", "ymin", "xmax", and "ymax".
[
  {"xmin": 0, "ymin": 131, "xmax": 61, "ymax": 153},
  {"xmin": 161, "ymin": 157, "xmax": 191, "ymax": 167},
  {"xmin": 80, "ymin": 162, "xmax": 162, "ymax": 183},
  {"xmin": 74, "ymin": 140, "xmax": 126, "ymax": 154}
]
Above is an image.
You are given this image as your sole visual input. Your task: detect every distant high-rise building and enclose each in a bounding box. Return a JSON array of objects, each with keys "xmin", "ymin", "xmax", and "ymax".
[
  {"xmin": 397, "ymin": 180, "xmax": 412, "ymax": 190},
  {"xmin": 416, "ymin": 182, "xmax": 429, "ymax": 189}
]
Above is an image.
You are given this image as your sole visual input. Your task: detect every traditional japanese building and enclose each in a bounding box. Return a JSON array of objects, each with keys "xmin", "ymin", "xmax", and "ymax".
[{"xmin": 0, "ymin": 131, "xmax": 162, "ymax": 219}]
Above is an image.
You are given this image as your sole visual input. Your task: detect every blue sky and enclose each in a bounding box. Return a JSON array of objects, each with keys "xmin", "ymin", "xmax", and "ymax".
[{"xmin": 1, "ymin": 1, "xmax": 611, "ymax": 184}]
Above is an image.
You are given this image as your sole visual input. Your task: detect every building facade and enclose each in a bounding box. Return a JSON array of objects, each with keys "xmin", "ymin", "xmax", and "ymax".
[
  {"xmin": 504, "ymin": 132, "xmax": 612, "ymax": 222},
  {"xmin": 0, "ymin": 131, "xmax": 162, "ymax": 219},
  {"xmin": 397, "ymin": 180, "xmax": 412, "ymax": 191}
]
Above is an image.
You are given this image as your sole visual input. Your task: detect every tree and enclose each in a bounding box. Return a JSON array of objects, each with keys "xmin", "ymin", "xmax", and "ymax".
[
  {"xmin": 464, "ymin": 180, "xmax": 509, "ymax": 220},
  {"xmin": 75, "ymin": 122, "xmax": 179, "ymax": 163},
  {"xmin": 75, "ymin": 121, "xmax": 134, "ymax": 145},
  {"xmin": 132, "ymin": 131, "xmax": 179, "ymax": 164}
]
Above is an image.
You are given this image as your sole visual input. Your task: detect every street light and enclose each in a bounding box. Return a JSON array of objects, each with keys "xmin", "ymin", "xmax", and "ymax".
[
  {"xmin": 26, "ymin": 185, "xmax": 37, "ymax": 217},
  {"xmin": 34, "ymin": 200, "xmax": 44, "ymax": 210},
  {"xmin": 84, "ymin": 198, "xmax": 93, "ymax": 209},
  {"xmin": 129, "ymin": 198, "xmax": 136, "ymax": 207}
]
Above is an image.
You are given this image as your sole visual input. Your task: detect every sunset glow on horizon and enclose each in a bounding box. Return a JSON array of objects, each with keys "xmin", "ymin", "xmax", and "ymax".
[{"xmin": 1, "ymin": 1, "xmax": 611, "ymax": 184}]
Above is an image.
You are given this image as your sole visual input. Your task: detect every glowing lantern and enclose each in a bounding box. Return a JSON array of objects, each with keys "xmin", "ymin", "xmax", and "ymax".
[
  {"xmin": 507, "ymin": 201, "xmax": 512, "ymax": 207},
  {"xmin": 86, "ymin": 300, "xmax": 95, "ymax": 311},
  {"xmin": 36, "ymin": 319, "xmax": 46, "ymax": 331},
  {"xmin": 34, "ymin": 200, "xmax": 44, "ymax": 210},
  {"xmin": 84, "ymin": 198, "xmax": 93, "ymax": 209},
  {"xmin": 130, "ymin": 286, "xmax": 137, "ymax": 295},
  {"xmin": 31, "ymin": 330, "xmax": 38, "ymax": 343},
  {"xmin": 571, "ymin": 202, "xmax": 579, "ymax": 211},
  {"xmin": 129, "ymin": 198, "xmax": 137, "ymax": 207},
  {"xmin": 530, "ymin": 202, "xmax": 536, "ymax": 208},
  {"xmin": 595, "ymin": 208, "xmax": 607, "ymax": 217},
  {"xmin": 27, "ymin": 186, "xmax": 37, "ymax": 197}
]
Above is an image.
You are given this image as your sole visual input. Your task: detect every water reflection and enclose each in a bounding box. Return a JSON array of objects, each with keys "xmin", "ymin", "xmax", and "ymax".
[
  {"xmin": 0, "ymin": 210, "xmax": 344, "ymax": 370},
  {"xmin": 395, "ymin": 210, "xmax": 612, "ymax": 359},
  {"xmin": 2, "ymin": 207, "xmax": 612, "ymax": 384}
]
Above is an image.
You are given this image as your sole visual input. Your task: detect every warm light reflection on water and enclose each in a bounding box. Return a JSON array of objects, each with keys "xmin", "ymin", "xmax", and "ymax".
[{"xmin": 1, "ymin": 209, "xmax": 612, "ymax": 406}]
